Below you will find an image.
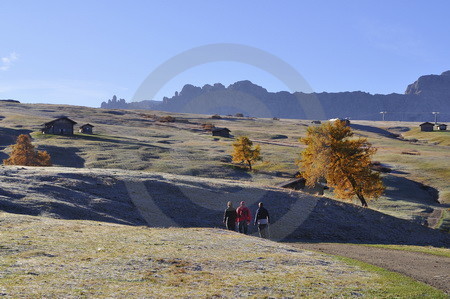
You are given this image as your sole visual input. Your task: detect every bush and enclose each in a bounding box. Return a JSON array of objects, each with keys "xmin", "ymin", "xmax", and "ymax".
[
  {"xmin": 158, "ymin": 115, "xmax": 175, "ymax": 122},
  {"xmin": 211, "ymin": 114, "xmax": 222, "ymax": 119},
  {"xmin": 201, "ymin": 123, "xmax": 215, "ymax": 131},
  {"xmin": 3, "ymin": 134, "xmax": 52, "ymax": 166}
]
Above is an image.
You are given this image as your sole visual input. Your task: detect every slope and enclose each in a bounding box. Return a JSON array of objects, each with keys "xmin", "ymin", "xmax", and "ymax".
[{"xmin": 0, "ymin": 166, "xmax": 448, "ymax": 246}]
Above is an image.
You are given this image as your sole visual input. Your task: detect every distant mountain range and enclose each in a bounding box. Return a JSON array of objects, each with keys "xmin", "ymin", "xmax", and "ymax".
[{"xmin": 101, "ymin": 71, "xmax": 450, "ymax": 121}]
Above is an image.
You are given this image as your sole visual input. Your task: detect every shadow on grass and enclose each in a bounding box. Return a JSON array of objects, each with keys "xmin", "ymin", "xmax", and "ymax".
[
  {"xmin": 139, "ymin": 180, "xmax": 449, "ymax": 246},
  {"xmin": 0, "ymin": 127, "xmax": 34, "ymax": 161},
  {"xmin": 350, "ymin": 124, "xmax": 398, "ymax": 138},
  {"xmin": 40, "ymin": 133, "xmax": 168, "ymax": 150},
  {"xmin": 383, "ymin": 175, "xmax": 441, "ymax": 206},
  {"xmin": 3, "ymin": 179, "xmax": 147, "ymax": 225},
  {"xmin": 0, "ymin": 127, "xmax": 33, "ymax": 146},
  {"xmin": 37, "ymin": 145, "xmax": 85, "ymax": 167},
  {"xmin": 0, "ymin": 188, "xmax": 26, "ymax": 200}
]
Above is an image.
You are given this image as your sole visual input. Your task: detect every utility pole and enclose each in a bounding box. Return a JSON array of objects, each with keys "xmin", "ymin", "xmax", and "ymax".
[
  {"xmin": 432, "ymin": 112, "xmax": 440, "ymax": 125},
  {"xmin": 380, "ymin": 111, "xmax": 387, "ymax": 121}
]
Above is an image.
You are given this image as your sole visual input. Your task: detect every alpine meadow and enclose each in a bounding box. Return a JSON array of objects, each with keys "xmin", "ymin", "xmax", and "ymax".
[{"xmin": 1, "ymin": 1, "xmax": 450, "ymax": 298}]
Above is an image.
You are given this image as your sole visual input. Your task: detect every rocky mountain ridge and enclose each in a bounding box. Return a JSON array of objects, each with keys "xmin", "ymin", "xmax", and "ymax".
[{"xmin": 101, "ymin": 71, "xmax": 450, "ymax": 121}]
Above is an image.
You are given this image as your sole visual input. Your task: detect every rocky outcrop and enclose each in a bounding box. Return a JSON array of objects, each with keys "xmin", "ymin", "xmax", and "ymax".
[
  {"xmin": 100, "ymin": 71, "xmax": 450, "ymax": 121},
  {"xmin": 405, "ymin": 71, "xmax": 450, "ymax": 96}
]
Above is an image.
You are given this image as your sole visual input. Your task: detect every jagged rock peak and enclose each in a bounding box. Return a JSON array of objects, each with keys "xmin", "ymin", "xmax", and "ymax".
[
  {"xmin": 405, "ymin": 70, "xmax": 450, "ymax": 95},
  {"xmin": 202, "ymin": 83, "xmax": 226, "ymax": 91}
]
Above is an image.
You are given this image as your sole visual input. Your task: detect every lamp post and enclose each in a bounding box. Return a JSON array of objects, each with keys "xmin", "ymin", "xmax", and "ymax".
[
  {"xmin": 380, "ymin": 111, "xmax": 387, "ymax": 121},
  {"xmin": 432, "ymin": 112, "xmax": 440, "ymax": 125}
]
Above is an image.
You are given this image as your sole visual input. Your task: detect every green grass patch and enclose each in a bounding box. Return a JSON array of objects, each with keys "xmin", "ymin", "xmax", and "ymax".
[
  {"xmin": 363, "ymin": 244, "xmax": 450, "ymax": 258},
  {"xmin": 334, "ymin": 256, "xmax": 447, "ymax": 298},
  {"xmin": 403, "ymin": 127, "xmax": 450, "ymax": 146}
]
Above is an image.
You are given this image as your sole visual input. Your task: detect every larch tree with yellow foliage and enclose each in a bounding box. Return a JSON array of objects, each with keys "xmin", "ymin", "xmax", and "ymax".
[
  {"xmin": 3, "ymin": 134, "xmax": 52, "ymax": 166},
  {"xmin": 298, "ymin": 120, "xmax": 384, "ymax": 207},
  {"xmin": 232, "ymin": 136, "xmax": 262, "ymax": 170}
]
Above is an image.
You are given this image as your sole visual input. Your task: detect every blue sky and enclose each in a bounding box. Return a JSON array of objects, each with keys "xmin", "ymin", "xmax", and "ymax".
[{"xmin": 1, "ymin": 0, "xmax": 449, "ymax": 107}]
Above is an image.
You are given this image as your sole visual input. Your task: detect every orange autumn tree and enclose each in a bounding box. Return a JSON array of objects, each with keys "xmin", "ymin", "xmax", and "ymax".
[
  {"xmin": 298, "ymin": 120, "xmax": 384, "ymax": 207},
  {"xmin": 232, "ymin": 136, "xmax": 262, "ymax": 170},
  {"xmin": 3, "ymin": 134, "xmax": 52, "ymax": 166}
]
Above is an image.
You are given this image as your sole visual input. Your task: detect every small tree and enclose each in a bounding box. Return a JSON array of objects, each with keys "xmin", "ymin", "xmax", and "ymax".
[
  {"xmin": 232, "ymin": 136, "xmax": 262, "ymax": 170},
  {"xmin": 298, "ymin": 120, "xmax": 384, "ymax": 207},
  {"xmin": 3, "ymin": 134, "xmax": 52, "ymax": 166}
]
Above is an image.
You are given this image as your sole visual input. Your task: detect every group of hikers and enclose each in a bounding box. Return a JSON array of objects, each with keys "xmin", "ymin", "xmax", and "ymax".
[{"xmin": 223, "ymin": 201, "xmax": 270, "ymax": 238}]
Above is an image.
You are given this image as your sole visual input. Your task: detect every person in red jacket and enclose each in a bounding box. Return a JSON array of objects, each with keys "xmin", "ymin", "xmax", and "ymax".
[{"xmin": 236, "ymin": 201, "xmax": 251, "ymax": 234}]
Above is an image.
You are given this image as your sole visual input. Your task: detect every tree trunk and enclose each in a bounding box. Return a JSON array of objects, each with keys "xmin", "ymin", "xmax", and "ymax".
[
  {"xmin": 247, "ymin": 160, "xmax": 252, "ymax": 170},
  {"xmin": 347, "ymin": 176, "xmax": 368, "ymax": 207},
  {"xmin": 356, "ymin": 193, "xmax": 368, "ymax": 207}
]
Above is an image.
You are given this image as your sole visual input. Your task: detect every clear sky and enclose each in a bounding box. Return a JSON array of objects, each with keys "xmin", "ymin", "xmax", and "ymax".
[{"xmin": 1, "ymin": 0, "xmax": 449, "ymax": 107}]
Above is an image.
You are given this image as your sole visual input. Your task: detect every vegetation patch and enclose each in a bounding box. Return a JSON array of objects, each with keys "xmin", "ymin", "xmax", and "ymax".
[
  {"xmin": 363, "ymin": 244, "xmax": 450, "ymax": 258},
  {"xmin": 333, "ymin": 256, "xmax": 447, "ymax": 298}
]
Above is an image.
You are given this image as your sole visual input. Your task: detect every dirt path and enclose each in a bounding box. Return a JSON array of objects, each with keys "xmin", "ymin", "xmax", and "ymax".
[{"xmin": 291, "ymin": 243, "xmax": 450, "ymax": 294}]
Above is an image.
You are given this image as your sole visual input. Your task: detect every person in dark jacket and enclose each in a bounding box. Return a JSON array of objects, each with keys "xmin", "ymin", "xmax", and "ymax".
[
  {"xmin": 254, "ymin": 202, "xmax": 270, "ymax": 238},
  {"xmin": 223, "ymin": 201, "xmax": 237, "ymax": 231}
]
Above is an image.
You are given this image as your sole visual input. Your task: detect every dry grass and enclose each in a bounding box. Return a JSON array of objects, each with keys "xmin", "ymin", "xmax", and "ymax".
[
  {"xmin": 0, "ymin": 212, "xmax": 445, "ymax": 298},
  {"xmin": 403, "ymin": 127, "xmax": 450, "ymax": 146},
  {"xmin": 1, "ymin": 102, "xmax": 449, "ymax": 228}
]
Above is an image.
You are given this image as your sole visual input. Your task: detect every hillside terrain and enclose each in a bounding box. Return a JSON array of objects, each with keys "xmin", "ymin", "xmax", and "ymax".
[
  {"xmin": 2, "ymin": 212, "xmax": 447, "ymax": 298},
  {"xmin": 1, "ymin": 166, "xmax": 448, "ymax": 245},
  {"xmin": 102, "ymin": 71, "xmax": 450, "ymax": 121},
  {"xmin": 1, "ymin": 101, "xmax": 449, "ymax": 231},
  {"xmin": 1, "ymin": 102, "xmax": 450, "ymax": 297}
]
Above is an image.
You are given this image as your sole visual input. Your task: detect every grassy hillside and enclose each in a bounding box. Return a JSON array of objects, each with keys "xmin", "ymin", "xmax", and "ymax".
[
  {"xmin": 0, "ymin": 212, "xmax": 446, "ymax": 298},
  {"xmin": 0, "ymin": 102, "xmax": 449, "ymax": 231},
  {"xmin": 0, "ymin": 166, "xmax": 448, "ymax": 246},
  {"xmin": 1, "ymin": 102, "xmax": 449, "ymax": 297}
]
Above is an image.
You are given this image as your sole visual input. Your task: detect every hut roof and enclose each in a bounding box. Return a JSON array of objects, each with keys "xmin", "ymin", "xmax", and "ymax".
[
  {"xmin": 80, "ymin": 123, "xmax": 94, "ymax": 128},
  {"xmin": 44, "ymin": 116, "xmax": 77, "ymax": 126},
  {"xmin": 212, "ymin": 127, "xmax": 230, "ymax": 133},
  {"xmin": 420, "ymin": 122, "xmax": 434, "ymax": 126},
  {"xmin": 276, "ymin": 177, "xmax": 306, "ymax": 189}
]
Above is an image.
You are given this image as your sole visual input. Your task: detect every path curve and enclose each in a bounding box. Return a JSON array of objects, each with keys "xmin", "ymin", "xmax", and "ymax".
[{"xmin": 291, "ymin": 243, "xmax": 450, "ymax": 294}]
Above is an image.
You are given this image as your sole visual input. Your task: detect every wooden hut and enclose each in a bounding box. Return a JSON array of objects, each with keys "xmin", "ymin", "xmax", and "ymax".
[
  {"xmin": 277, "ymin": 177, "xmax": 327, "ymax": 196},
  {"xmin": 329, "ymin": 118, "xmax": 350, "ymax": 126},
  {"xmin": 212, "ymin": 128, "xmax": 231, "ymax": 138},
  {"xmin": 42, "ymin": 117, "xmax": 77, "ymax": 135},
  {"xmin": 437, "ymin": 124, "xmax": 447, "ymax": 131},
  {"xmin": 419, "ymin": 122, "xmax": 434, "ymax": 132},
  {"xmin": 79, "ymin": 124, "xmax": 94, "ymax": 134}
]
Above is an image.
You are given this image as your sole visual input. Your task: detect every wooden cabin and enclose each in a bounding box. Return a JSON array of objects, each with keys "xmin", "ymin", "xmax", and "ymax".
[
  {"xmin": 437, "ymin": 123, "xmax": 447, "ymax": 131},
  {"xmin": 212, "ymin": 127, "xmax": 231, "ymax": 138},
  {"xmin": 79, "ymin": 124, "xmax": 94, "ymax": 134},
  {"xmin": 329, "ymin": 118, "xmax": 350, "ymax": 126},
  {"xmin": 42, "ymin": 117, "xmax": 77, "ymax": 135},
  {"xmin": 419, "ymin": 122, "xmax": 434, "ymax": 132},
  {"xmin": 277, "ymin": 177, "xmax": 327, "ymax": 196}
]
